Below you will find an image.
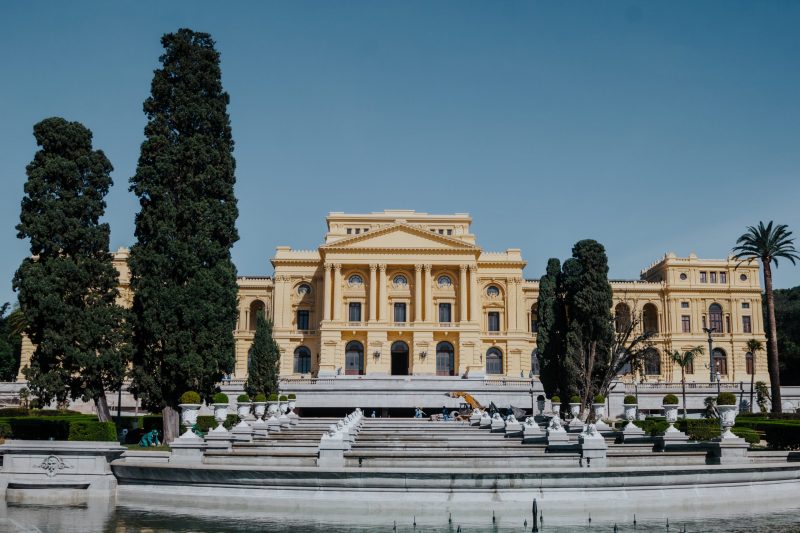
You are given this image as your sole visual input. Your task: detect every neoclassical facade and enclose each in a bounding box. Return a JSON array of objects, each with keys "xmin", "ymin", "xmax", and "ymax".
[
  {"xmin": 17, "ymin": 210, "xmax": 770, "ymax": 386},
  {"xmin": 234, "ymin": 210, "xmax": 769, "ymax": 385}
]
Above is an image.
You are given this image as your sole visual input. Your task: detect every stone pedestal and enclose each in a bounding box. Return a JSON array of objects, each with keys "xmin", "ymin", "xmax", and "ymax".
[
  {"xmin": 469, "ymin": 410, "xmax": 482, "ymax": 426},
  {"xmin": 317, "ymin": 435, "xmax": 347, "ymax": 467},
  {"xmin": 278, "ymin": 413, "xmax": 291, "ymax": 429},
  {"xmin": 522, "ymin": 420, "xmax": 545, "ymax": 444},
  {"xmin": 267, "ymin": 416, "xmax": 281, "ymax": 433},
  {"xmin": 204, "ymin": 431, "xmax": 235, "ymax": 452},
  {"xmin": 620, "ymin": 421, "xmax": 646, "ymax": 442},
  {"xmin": 567, "ymin": 416, "xmax": 585, "ymax": 432},
  {"xmin": 504, "ymin": 419, "xmax": 523, "ymax": 438},
  {"xmin": 479, "ymin": 414, "xmax": 492, "ymax": 429},
  {"xmin": 250, "ymin": 421, "xmax": 269, "ymax": 441},
  {"xmin": 288, "ymin": 411, "xmax": 300, "ymax": 426},
  {"xmin": 547, "ymin": 428, "xmax": 569, "ymax": 446},
  {"xmin": 231, "ymin": 425, "xmax": 254, "ymax": 443},
  {"xmin": 709, "ymin": 436, "xmax": 749, "ymax": 464},
  {"xmin": 579, "ymin": 431, "xmax": 608, "ymax": 468},
  {"xmin": 169, "ymin": 437, "xmax": 207, "ymax": 463},
  {"xmin": 490, "ymin": 416, "xmax": 506, "ymax": 433},
  {"xmin": 655, "ymin": 427, "xmax": 689, "ymax": 451}
]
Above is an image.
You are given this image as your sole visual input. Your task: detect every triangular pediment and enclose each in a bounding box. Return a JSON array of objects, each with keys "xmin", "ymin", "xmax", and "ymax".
[{"xmin": 322, "ymin": 223, "xmax": 478, "ymax": 251}]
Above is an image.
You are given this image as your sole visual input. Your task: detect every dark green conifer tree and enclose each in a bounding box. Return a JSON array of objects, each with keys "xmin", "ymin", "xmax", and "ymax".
[
  {"xmin": 13, "ymin": 117, "xmax": 131, "ymax": 421},
  {"xmin": 129, "ymin": 29, "xmax": 239, "ymax": 442},
  {"xmin": 0, "ymin": 304, "xmax": 22, "ymax": 382},
  {"xmin": 536, "ymin": 259, "xmax": 569, "ymax": 401},
  {"xmin": 244, "ymin": 312, "xmax": 280, "ymax": 398}
]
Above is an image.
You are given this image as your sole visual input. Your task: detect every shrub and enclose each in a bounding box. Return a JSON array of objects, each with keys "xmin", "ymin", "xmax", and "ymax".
[
  {"xmin": 268, "ymin": 393, "xmax": 279, "ymax": 401},
  {"xmin": 677, "ymin": 419, "xmax": 719, "ymax": 441},
  {"xmin": 569, "ymin": 395, "xmax": 580, "ymax": 404},
  {"xmin": 288, "ymin": 394, "xmax": 296, "ymax": 400},
  {"xmin": 237, "ymin": 394, "xmax": 251, "ymax": 403},
  {"xmin": 0, "ymin": 408, "xmax": 29, "ymax": 417},
  {"xmin": 9, "ymin": 417, "xmax": 70, "ymax": 440},
  {"xmin": 196, "ymin": 414, "xmax": 237, "ymax": 432},
  {"xmin": 623, "ymin": 395, "xmax": 637, "ymax": 405},
  {"xmin": 212, "ymin": 393, "xmax": 229, "ymax": 404},
  {"xmin": 633, "ymin": 417, "xmax": 669, "ymax": 436},
  {"xmin": 179, "ymin": 391, "xmax": 201, "ymax": 404},
  {"xmin": 663, "ymin": 394, "xmax": 679, "ymax": 405},
  {"xmin": 765, "ymin": 424, "xmax": 800, "ymax": 450},
  {"xmin": 254, "ymin": 393, "xmax": 267, "ymax": 402},
  {"xmin": 717, "ymin": 392, "xmax": 737, "ymax": 406},
  {"xmin": 68, "ymin": 421, "xmax": 117, "ymax": 442},
  {"xmin": 279, "ymin": 395, "xmax": 288, "ymax": 402},
  {"xmin": 550, "ymin": 395, "xmax": 561, "ymax": 404},
  {"xmin": 593, "ymin": 394, "xmax": 605, "ymax": 404}
]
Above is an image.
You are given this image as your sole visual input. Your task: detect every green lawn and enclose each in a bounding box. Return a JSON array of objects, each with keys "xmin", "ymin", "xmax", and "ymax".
[{"xmin": 125, "ymin": 443, "xmax": 171, "ymax": 452}]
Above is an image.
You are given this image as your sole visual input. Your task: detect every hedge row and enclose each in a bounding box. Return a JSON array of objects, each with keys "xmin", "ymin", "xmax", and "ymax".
[{"xmin": 4, "ymin": 417, "xmax": 118, "ymax": 441}]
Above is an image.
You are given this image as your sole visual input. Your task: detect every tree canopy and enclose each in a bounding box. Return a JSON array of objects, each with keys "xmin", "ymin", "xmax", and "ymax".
[
  {"xmin": 244, "ymin": 312, "xmax": 280, "ymax": 398},
  {"xmin": 128, "ymin": 29, "xmax": 239, "ymax": 439},
  {"xmin": 13, "ymin": 117, "xmax": 131, "ymax": 421}
]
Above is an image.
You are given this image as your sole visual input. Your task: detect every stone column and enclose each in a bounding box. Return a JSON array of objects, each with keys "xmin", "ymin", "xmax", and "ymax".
[
  {"xmin": 323, "ymin": 264, "xmax": 332, "ymax": 321},
  {"xmin": 333, "ymin": 264, "xmax": 342, "ymax": 321},
  {"xmin": 424, "ymin": 264, "xmax": 433, "ymax": 322},
  {"xmin": 414, "ymin": 264, "xmax": 423, "ymax": 323},
  {"xmin": 508, "ymin": 278, "xmax": 518, "ymax": 331},
  {"xmin": 459, "ymin": 265, "xmax": 468, "ymax": 323},
  {"xmin": 369, "ymin": 264, "xmax": 378, "ymax": 322},
  {"xmin": 274, "ymin": 276, "xmax": 285, "ymax": 327},
  {"xmin": 469, "ymin": 265, "xmax": 479, "ymax": 323},
  {"xmin": 379, "ymin": 264, "xmax": 388, "ymax": 322}
]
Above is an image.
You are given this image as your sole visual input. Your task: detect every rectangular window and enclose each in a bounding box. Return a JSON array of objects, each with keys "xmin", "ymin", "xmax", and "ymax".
[
  {"xmin": 743, "ymin": 315, "xmax": 752, "ymax": 333},
  {"xmin": 297, "ymin": 310, "xmax": 309, "ymax": 331},
  {"xmin": 488, "ymin": 312, "xmax": 500, "ymax": 332},
  {"xmin": 355, "ymin": 228, "xmax": 361, "ymax": 234},
  {"xmin": 447, "ymin": 229, "xmax": 453, "ymax": 235},
  {"xmin": 438, "ymin": 229, "xmax": 444, "ymax": 235},
  {"xmin": 686, "ymin": 358, "xmax": 694, "ymax": 374},
  {"xmin": 746, "ymin": 354, "xmax": 754, "ymax": 375},
  {"xmin": 681, "ymin": 315, "xmax": 691, "ymax": 333},
  {"xmin": 720, "ymin": 272, "xmax": 727, "ymax": 283},
  {"xmin": 681, "ymin": 302, "xmax": 689, "ymax": 309},
  {"xmin": 742, "ymin": 302, "xmax": 750, "ymax": 309},
  {"xmin": 394, "ymin": 302, "xmax": 406, "ymax": 323},
  {"xmin": 699, "ymin": 271, "xmax": 707, "ymax": 283},
  {"xmin": 439, "ymin": 303, "xmax": 452, "ymax": 323},
  {"xmin": 725, "ymin": 315, "xmax": 731, "ymax": 333},
  {"xmin": 346, "ymin": 228, "xmax": 352, "ymax": 235},
  {"xmin": 710, "ymin": 272, "xmax": 717, "ymax": 283},
  {"xmin": 348, "ymin": 302, "xmax": 361, "ymax": 322},
  {"xmin": 363, "ymin": 228, "xmax": 369, "ymax": 233}
]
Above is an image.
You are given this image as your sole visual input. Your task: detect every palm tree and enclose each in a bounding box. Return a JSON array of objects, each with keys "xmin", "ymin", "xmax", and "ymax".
[
  {"xmin": 746, "ymin": 339, "xmax": 764, "ymax": 414},
  {"xmin": 670, "ymin": 346, "xmax": 704, "ymax": 419},
  {"xmin": 733, "ymin": 221, "xmax": 800, "ymax": 413}
]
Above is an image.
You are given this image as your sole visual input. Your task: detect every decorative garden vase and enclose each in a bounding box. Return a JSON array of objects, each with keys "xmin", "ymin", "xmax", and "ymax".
[
  {"xmin": 253, "ymin": 402, "xmax": 267, "ymax": 422},
  {"xmin": 212, "ymin": 403, "xmax": 229, "ymax": 433},
  {"xmin": 662, "ymin": 404, "xmax": 679, "ymax": 433},
  {"xmin": 717, "ymin": 404, "xmax": 738, "ymax": 439},
  {"xmin": 178, "ymin": 403, "xmax": 201, "ymax": 439},
  {"xmin": 569, "ymin": 403, "xmax": 581, "ymax": 420},
  {"xmin": 267, "ymin": 401, "xmax": 279, "ymax": 419},
  {"xmin": 288, "ymin": 399, "xmax": 296, "ymax": 412},
  {"xmin": 623, "ymin": 404, "xmax": 637, "ymax": 427},
  {"xmin": 236, "ymin": 402, "xmax": 251, "ymax": 428},
  {"xmin": 537, "ymin": 400, "xmax": 545, "ymax": 416},
  {"xmin": 592, "ymin": 403, "xmax": 606, "ymax": 423},
  {"xmin": 279, "ymin": 401, "xmax": 288, "ymax": 415}
]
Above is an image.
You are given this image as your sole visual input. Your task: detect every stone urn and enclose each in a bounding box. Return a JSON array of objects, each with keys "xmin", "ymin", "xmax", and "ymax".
[
  {"xmin": 718, "ymin": 404, "xmax": 738, "ymax": 439},
  {"xmin": 236, "ymin": 401, "xmax": 251, "ymax": 428},
  {"xmin": 592, "ymin": 403, "xmax": 606, "ymax": 422},
  {"xmin": 288, "ymin": 398, "xmax": 297, "ymax": 412},
  {"xmin": 662, "ymin": 404, "xmax": 679, "ymax": 433},
  {"xmin": 253, "ymin": 402, "xmax": 267, "ymax": 423},
  {"xmin": 569, "ymin": 403, "xmax": 581, "ymax": 420},
  {"xmin": 212, "ymin": 403, "xmax": 229, "ymax": 433},
  {"xmin": 536, "ymin": 397, "xmax": 545, "ymax": 416},
  {"xmin": 178, "ymin": 403, "xmax": 201, "ymax": 439},
  {"xmin": 623, "ymin": 403, "xmax": 638, "ymax": 426},
  {"xmin": 279, "ymin": 400, "xmax": 288, "ymax": 415}
]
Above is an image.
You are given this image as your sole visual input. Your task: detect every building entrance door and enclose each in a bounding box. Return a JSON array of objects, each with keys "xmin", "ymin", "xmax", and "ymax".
[{"xmin": 390, "ymin": 341, "xmax": 409, "ymax": 376}]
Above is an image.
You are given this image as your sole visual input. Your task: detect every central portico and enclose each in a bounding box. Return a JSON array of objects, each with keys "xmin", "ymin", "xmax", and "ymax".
[{"xmin": 266, "ymin": 210, "xmax": 528, "ymax": 379}]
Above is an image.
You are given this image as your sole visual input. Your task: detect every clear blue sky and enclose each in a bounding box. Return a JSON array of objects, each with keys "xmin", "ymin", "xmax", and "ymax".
[{"xmin": 1, "ymin": 1, "xmax": 799, "ymax": 306}]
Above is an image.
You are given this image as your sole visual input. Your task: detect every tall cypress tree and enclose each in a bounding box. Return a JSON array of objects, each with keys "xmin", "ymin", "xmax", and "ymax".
[
  {"xmin": 0, "ymin": 304, "xmax": 22, "ymax": 382},
  {"xmin": 244, "ymin": 312, "xmax": 280, "ymax": 398},
  {"xmin": 562, "ymin": 240, "xmax": 614, "ymax": 412},
  {"xmin": 129, "ymin": 29, "xmax": 239, "ymax": 442},
  {"xmin": 13, "ymin": 117, "xmax": 131, "ymax": 421},
  {"xmin": 536, "ymin": 259, "xmax": 568, "ymax": 400}
]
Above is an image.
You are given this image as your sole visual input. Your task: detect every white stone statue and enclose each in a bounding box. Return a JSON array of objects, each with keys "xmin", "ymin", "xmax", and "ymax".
[
  {"xmin": 581, "ymin": 423, "xmax": 602, "ymax": 440},
  {"xmin": 492, "ymin": 412, "xmax": 502, "ymax": 421},
  {"xmin": 524, "ymin": 417, "xmax": 536, "ymax": 426},
  {"xmin": 548, "ymin": 415, "xmax": 564, "ymax": 432},
  {"xmin": 506, "ymin": 414, "xmax": 517, "ymax": 423}
]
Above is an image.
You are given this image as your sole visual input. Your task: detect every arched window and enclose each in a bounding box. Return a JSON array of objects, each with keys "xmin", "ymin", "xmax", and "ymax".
[
  {"xmin": 531, "ymin": 303, "xmax": 539, "ymax": 333},
  {"xmin": 348, "ymin": 274, "xmax": 363, "ymax": 286},
  {"xmin": 486, "ymin": 285, "xmax": 500, "ymax": 297},
  {"xmin": 345, "ymin": 341, "xmax": 364, "ymax": 375},
  {"xmin": 642, "ymin": 304, "xmax": 658, "ymax": 334},
  {"xmin": 615, "ymin": 303, "xmax": 631, "ymax": 333},
  {"xmin": 746, "ymin": 351, "xmax": 754, "ymax": 375},
  {"xmin": 297, "ymin": 283, "xmax": 311, "ymax": 296},
  {"xmin": 436, "ymin": 341, "xmax": 455, "ymax": 376},
  {"xmin": 709, "ymin": 304, "xmax": 723, "ymax": 333},
  {"xmin": 393, "ymin": 275, "xmax": 408, "ymax": 287},
  {"xmin": 486, "ymin": 347, "xmax": 503, "ymax": 375},
  {"xmin": 294, "ymin": 346, "xmax": 311, "ymax": 374},
  {"xmin": 249, "ymin": 300, "xmax": 266, "ymax": 331},
  {"xmin": 437, "ymin": 275, "xmax": 452, "ymax": 288},
  {"xmin": 531, "ymin": 349, "xmax": 540, "ymax": 376},
  {"xmin": 713, "ymin": 348, "xmax": 728, "ymax": 375},
  {"xmin": 644, "ymin": 348, "xmax": 661, "ymax": 376}
]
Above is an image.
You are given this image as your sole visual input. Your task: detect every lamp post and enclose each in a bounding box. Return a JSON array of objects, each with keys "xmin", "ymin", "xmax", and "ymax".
[{"xmin": 703, "ymin": 327, "xmax": 716, "ymax": 384}]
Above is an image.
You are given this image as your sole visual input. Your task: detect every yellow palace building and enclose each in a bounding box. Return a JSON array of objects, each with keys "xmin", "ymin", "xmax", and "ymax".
[{"xmin": 17, "ymin": 210, "xmax": 770, "ymax": 389}]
